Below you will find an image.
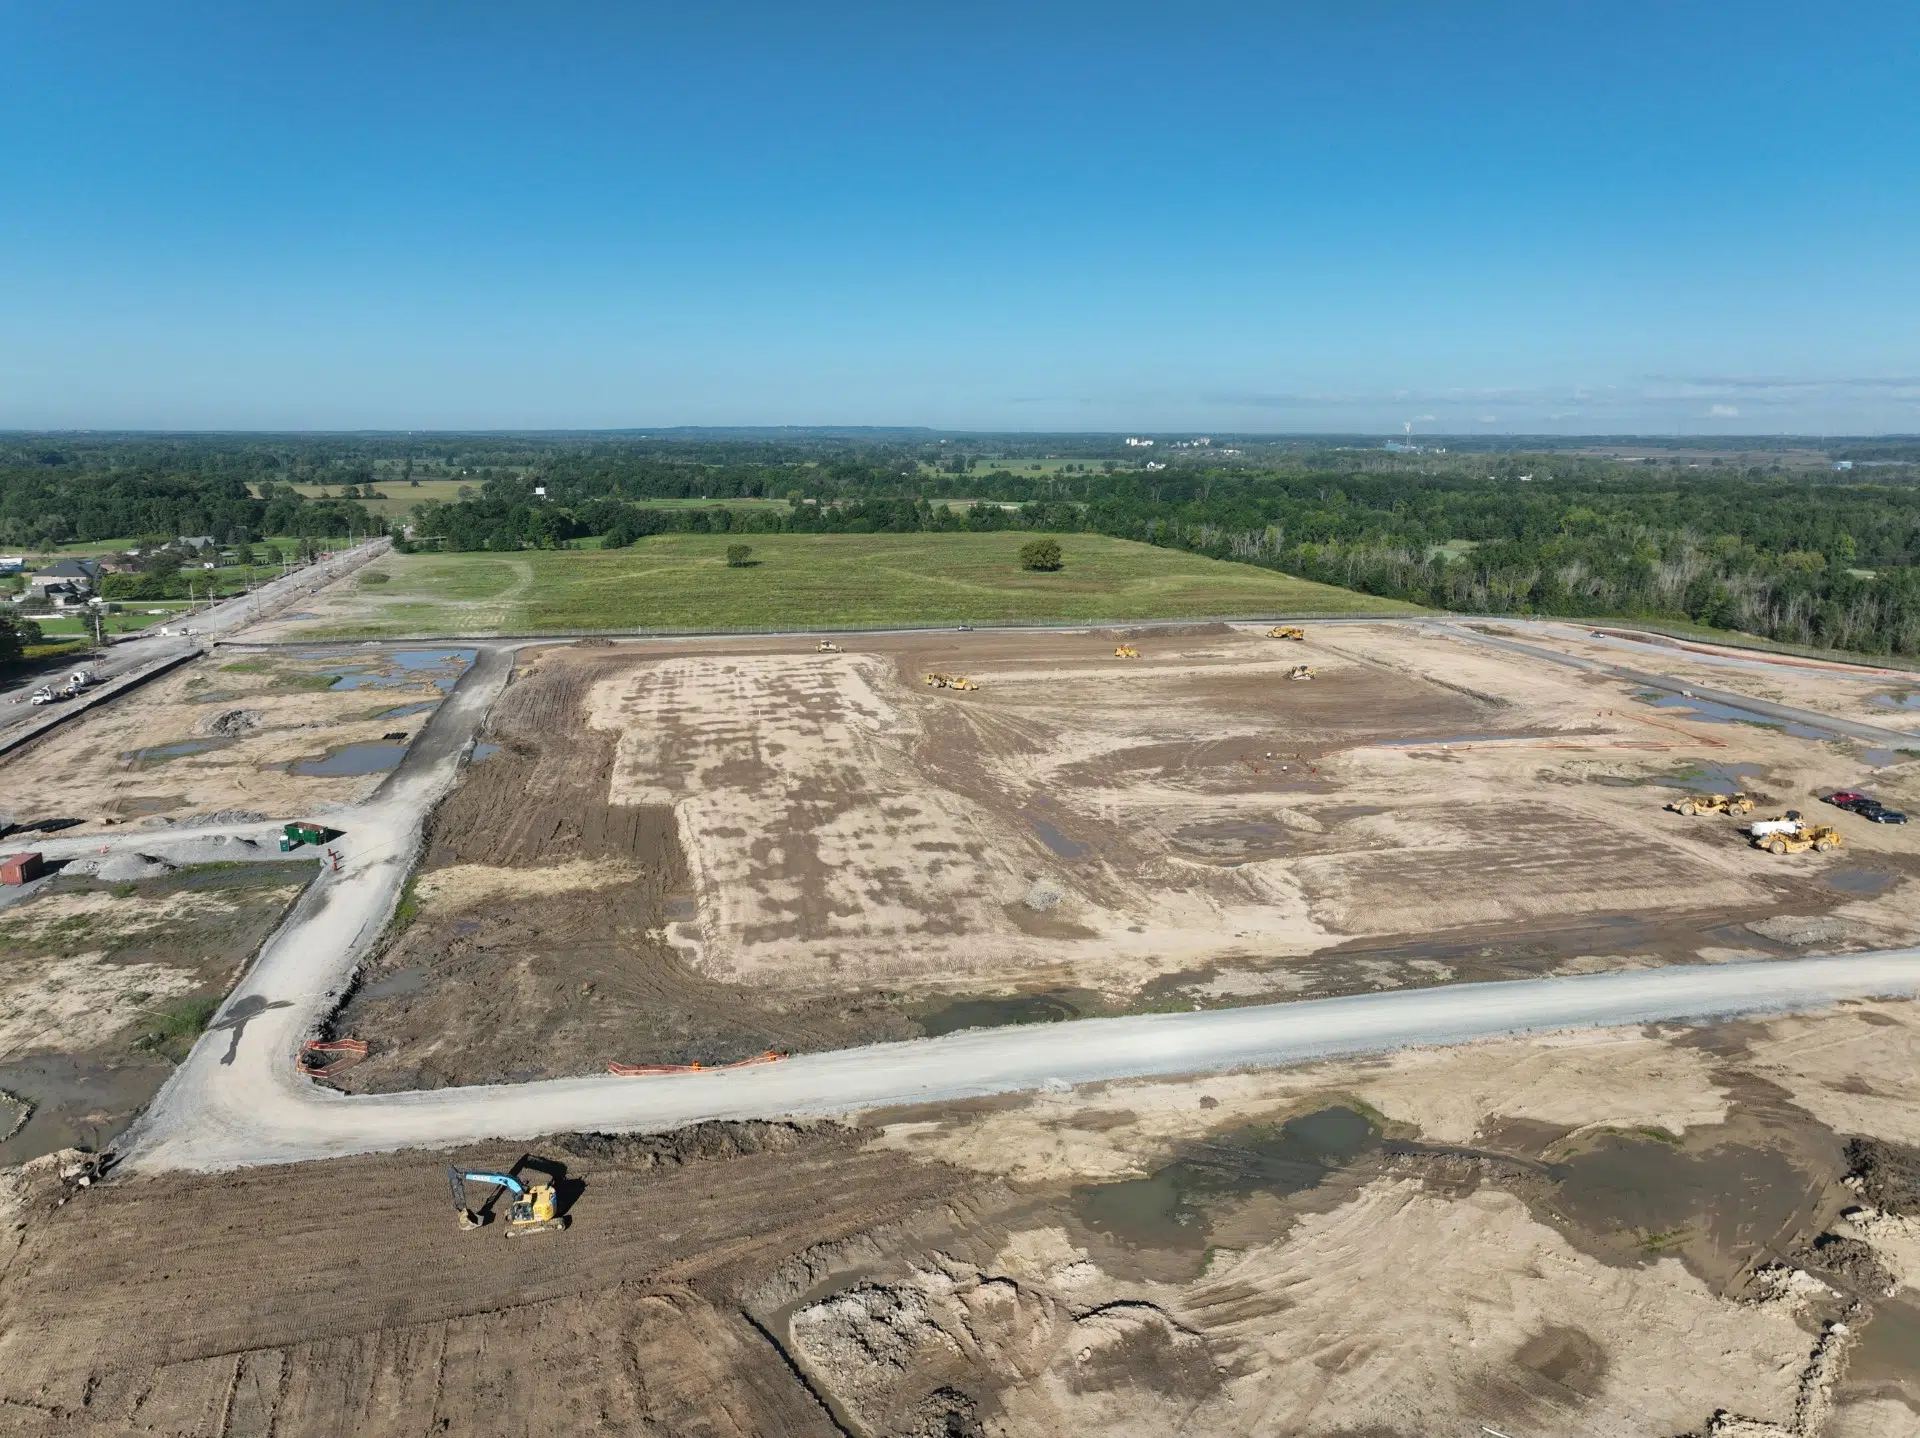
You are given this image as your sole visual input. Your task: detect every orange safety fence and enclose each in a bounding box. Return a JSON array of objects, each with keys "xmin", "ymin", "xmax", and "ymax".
[
  {"xmin": 607, "ymin": 1050, "xmax": 786, "ymax": 1077},
  {"xmin": 300, "ymin": 1037, "xmax": 370, "ymax": 1078}
]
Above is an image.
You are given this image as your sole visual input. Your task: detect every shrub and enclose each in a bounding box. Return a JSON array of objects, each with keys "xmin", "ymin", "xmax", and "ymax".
[
  {"xmin": 1018, "ymin": 537, "xmax": 1063, "ymax": 571},
  {"xmin": 359, "ymin": 570, "xmax": 390, "ymax": 585},
  {"xmin": 725, "ymin": 544, "xmax": 754, "ymax": 568}
]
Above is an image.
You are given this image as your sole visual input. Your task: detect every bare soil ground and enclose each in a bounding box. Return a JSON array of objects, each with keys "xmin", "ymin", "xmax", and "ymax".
[
  {"xmin": 333, "ymin": 645, "xmax": 920, "ymax": 1089},
  {"xmin": 0, "ymin": 868, "xmax": 305, "ymax": 1166},
  {"xmin": 0, "ymin": 647, "xmax": 469, "ymax": 834},
  {"xmin": 7, "ymin": 1002, "xmax": 1920, "ymax": 1437},
  {"xmin": 335, "ymin": 623, "xmax": 1920, "ymax": 1085}
]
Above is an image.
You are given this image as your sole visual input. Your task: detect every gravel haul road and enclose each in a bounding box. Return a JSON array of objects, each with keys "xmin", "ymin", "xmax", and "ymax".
[{"xmin": 122, "ymin": 950, "xmax": 1920, "ymax": 1172}]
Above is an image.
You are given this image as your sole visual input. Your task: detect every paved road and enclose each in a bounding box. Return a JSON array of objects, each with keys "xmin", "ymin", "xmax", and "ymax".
[{"xmin": 100, "ymin": 607, "xmax": 1920, "ymax": 1173}]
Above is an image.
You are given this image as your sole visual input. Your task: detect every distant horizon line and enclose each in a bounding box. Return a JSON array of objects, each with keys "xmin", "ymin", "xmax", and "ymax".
[{"xmin": 4, "ymin": 427, "xmax": 1918, "ymax": 444}]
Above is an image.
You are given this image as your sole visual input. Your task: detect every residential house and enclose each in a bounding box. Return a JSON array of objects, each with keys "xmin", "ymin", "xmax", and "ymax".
[{"xmin": 19, "ymin": 557, "xmax": 100, "ymax": 607}]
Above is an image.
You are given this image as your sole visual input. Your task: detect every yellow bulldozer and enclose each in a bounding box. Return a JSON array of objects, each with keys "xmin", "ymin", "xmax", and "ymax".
[
  {"xmin": 924, "ymin": 672, "xmax": 980, "ymax": 691},
  {"xmin": 815, "ymin": 640, "xmax": 842, "ymax": 653},
  {"xmin": 1668, "ymin": 792, "xmax": 1755, "ymax": 817},
  {"xmin": 1267, "ymin": 626, "xmax": 1305, "ymax": 640},
  {"xmin": 1287, "ymin": 664, "xmax": 1315, "ymax": 681},
  {"xmin": 1113, "ymin": 644, "xmax": 1140, "ymax": 659}
]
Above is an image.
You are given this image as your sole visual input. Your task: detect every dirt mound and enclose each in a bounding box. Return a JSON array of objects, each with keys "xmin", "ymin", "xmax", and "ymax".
[
  {"xmin": 555, "ymin": 1120, "xmax": 856, "ymax": 1170},
  {"xmin": 1846, "ymin": 1136, "xmax": 1920, "ymax": 1216},
  {"xmin": 96, "ymin": 853, "xmax": 175, "ymax": 882},
  {"xmin": 203, "ymin": 708, "xmax": 264, "ymax": 737},
  {"xmin": 1793, "ymin": 1232, "xmax": 1897, "ymax": 1296}
]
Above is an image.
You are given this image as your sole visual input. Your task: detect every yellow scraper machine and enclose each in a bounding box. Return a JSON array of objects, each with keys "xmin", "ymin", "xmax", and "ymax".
[
  {"xmin": 1113, "ymin": 644, "xmax": 1140, "ymax": 658},
  {"xmin": 1667, "ymin": 792, "xmax": 1755, "ymax": 817},
  {"xmin": 1267, "ymin": 625, "xmax": 1306, "ymax": 640},
  {"xmin": 924, "ymin": 672, "xmax": 980, "ymax": 691},
  {"xmin": 448, "ymin": 1166, "xmax": 568, "ymax": 1236}
]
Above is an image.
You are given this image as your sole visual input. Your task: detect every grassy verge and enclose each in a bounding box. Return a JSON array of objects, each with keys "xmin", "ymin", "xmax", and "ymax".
[{"xmin": 294, "ymin": 532, "xmax": 1425, "ymax": 636}]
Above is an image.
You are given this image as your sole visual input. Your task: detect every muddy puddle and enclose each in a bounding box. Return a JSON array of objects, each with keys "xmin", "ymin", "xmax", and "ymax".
[
  {"xmin": 357, "ymin": 962, "xmax": 429, "ymax": 1000},
  {"xmin": 314, "ymin": 647, "xmax": 475, "ymax": 692},
  {"xmin": 1847, "ymin": 1297, "xmax": 1920, "ymax": 1402},
  {"xmin": 1024, "ymin": 814, "xmax": 1090, "ymax": 860},
  {"xmin": 1170, "ymin": 817, "xmax": 1297, "ymax": 862},
  {"xmin": 1073, "ymin": 1106, "xmax": 1380, "ymax": 1250},
  {"xmin": 1639, "ymin": 692, "xmax": 1837, "ymax": 743},
  {"xmin": 471, "ymin": 742, "xmax": 502, "ymax": 762},
  {"xmin": 0, "ymin": 1053, "xmax": 173, "ymax": 1166},
  {"xmin": 1864, "ymin": 746, "xmax": 1916, "ymax": 767},
  {"xmin": 1826, "ymin": 867, "xmax": 1898, "ymax": 895},
  {"xmin": 1549, "ymin": 1133, "xmax": 1815, "ymax": 1278},
  {"xmin": 1870, "ymin": 691, "xmax": 1920, "ymax": 711},
  {"xmin": 918, "ymin": 989, "xmax": 1092, "ymax": 1037},
  {"xmin": 1629, "ymin": 760, "xmax": 1768, "ymax": 795},
  {"xmin": 120, "ymin": 738, "xmax": 235, "ymax": 766},
  {"xmin": 288, "ymin": 741, "xmax": 409, "ymax": 777}
]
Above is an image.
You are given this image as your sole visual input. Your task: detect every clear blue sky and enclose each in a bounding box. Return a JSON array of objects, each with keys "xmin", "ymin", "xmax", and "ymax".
[{"xmin": 4, "ymin": 2, "xmax": 1916, "ymax": 433}]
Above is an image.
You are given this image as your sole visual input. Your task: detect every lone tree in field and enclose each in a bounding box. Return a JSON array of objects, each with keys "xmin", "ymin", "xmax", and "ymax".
[
  {"xmin": 725, "ymin": 543, "xmax": 753, "ymax": 568},
  {"xmin": 1018, "ymin": 537, "xmax": 1063, "ymax": 571}
]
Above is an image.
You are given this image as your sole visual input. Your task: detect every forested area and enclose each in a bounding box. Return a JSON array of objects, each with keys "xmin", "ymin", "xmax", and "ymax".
[
  {"xmin": 6, "ymin": 433, "xmax": 1920, "ymax": 656},
  {"xmin": 0, "ymin": 469, "xmax": 374, "ymax": 548}
]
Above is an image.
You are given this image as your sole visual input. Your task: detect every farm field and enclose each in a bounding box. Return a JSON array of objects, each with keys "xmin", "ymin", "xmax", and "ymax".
[{"xmin": 249, "ymin": 532, "xmax": 1423, "ymax": 638}]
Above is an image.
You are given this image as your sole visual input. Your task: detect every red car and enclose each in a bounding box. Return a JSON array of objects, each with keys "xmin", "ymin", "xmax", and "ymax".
[{"xmin": 1824, "ymin": 791, "xmax": 1872, "ymax": 811}]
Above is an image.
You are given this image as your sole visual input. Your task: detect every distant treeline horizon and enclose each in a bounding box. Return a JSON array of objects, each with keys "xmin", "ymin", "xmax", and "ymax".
[{"xmin": 5, "ymin": 434, "xmax": 1920, "ymax": 657}]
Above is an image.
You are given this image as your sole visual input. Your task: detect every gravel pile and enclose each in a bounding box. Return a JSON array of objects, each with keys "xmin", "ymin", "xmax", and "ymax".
[{"xmin": 96, "ymin": 853, "xmax": 176, "ymax": 882}]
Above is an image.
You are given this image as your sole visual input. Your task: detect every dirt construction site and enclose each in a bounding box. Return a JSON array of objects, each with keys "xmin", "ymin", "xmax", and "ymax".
[{"xmin": 7, "ymin": 617, "xmax": 1920, "ymax": 1435}]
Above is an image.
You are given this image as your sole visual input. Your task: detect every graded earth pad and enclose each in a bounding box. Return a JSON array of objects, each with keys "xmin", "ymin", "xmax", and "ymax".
[
  {"xmin": 0, "ymin": 646, "xmax": 470, "ymax": 832},
  {"xmin": 9, "ymin": 1004, "xmax": 1920, "ymax": 1436},
  {"xmin": 337, "ymin": 623, "xmax": 1920, "ymax": 1087}
]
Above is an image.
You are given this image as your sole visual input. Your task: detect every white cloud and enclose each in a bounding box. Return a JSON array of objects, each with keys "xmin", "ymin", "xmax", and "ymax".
[
  {"xmin": 1414, "ymin": 413, "xmax": 1436, "ymax": 422},
  {"xmin": 1478, "ymin": 414, "xmax": 1498, "ymax": 423},
  {"xmin": 1709, "ymin": 403, "xmax": 1740, "ymax": 417}
]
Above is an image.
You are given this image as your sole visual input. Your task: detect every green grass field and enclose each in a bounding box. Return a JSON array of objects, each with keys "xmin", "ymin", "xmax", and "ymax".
[
  {"xmin": 276, "ymin": 479, "xmax": 469, "ymax": 519},
  {"xmin": 298, "ymin": 532, "xmax": 1422, "ymax": 637}
]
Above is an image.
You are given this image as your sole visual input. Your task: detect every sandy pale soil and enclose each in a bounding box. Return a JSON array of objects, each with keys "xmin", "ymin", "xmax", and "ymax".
[
  {"xmin": 8, "ymin": 1002, "xmax": 1920, "ymax": 1436},
  {"xmin": 584, "ymin": 622, "xmax": 1920, "ymax": 999},
  {"xmin": 0, "ymin": 647, "xmax": 469, "ymax": 834}
]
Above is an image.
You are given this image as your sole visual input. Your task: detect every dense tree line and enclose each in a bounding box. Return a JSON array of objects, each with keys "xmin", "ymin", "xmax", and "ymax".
[{"xmin": 0, "ymin": 469, "xmax": 375, "ymax": 548}]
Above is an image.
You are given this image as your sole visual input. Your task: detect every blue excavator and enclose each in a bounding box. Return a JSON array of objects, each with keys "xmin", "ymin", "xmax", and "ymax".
[{"xmin": 447, "ymin": 1166, "xmax": 568, "ymax": 1236}]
